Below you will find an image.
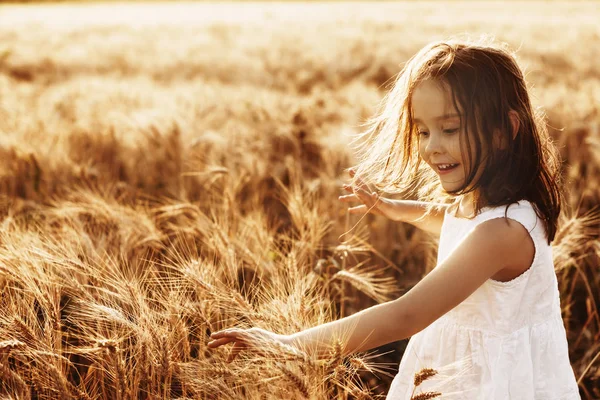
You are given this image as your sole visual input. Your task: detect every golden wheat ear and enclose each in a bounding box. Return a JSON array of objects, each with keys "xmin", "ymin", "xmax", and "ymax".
[
  {"xmin": 410, "ymin": 392, "xmax": 442, "ymax": 400},
  {"xmin": 413, "ymin": 367, "xmax": 438, "ymax": 387}
]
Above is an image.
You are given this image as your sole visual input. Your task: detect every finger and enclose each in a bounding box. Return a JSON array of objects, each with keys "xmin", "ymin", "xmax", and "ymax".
[
  {"xmin": 209, "ymin": 330, "xmax": 227, "ymax": 339},
  {"xmin": 353, "ymin": 184, "xmax": 370, "ymax": 195},
  {"xmin": 338, "ymin": 194, "xmax": 358, "ymax": 202},
  {"xmin": 207, "ymin": 337, "xmax": 235, "ymax": 348},
  {"xmin": 356, "ymin": 190, "xmax": 381, "ymax": 208},
  {"xmin": 348, "ymin": 168, "xmax": 356, "ymax": 177},
  {"xmin": 343, "ymin": 185, "xmax": 354, "ymax": 193},
  {"xmin": 210, "ymin": 328, "xmax": 240, "ymax": 339},
  {"xmin": 354, "ymin": 187, "xmax": 376, "ymax": 205},
  {"xmin": 348, "ymin": 205, "xmax": 367, "ymax": 214},
  {"xmin": 351, "ymin": 181, "xmax": 371, "ymax": 197},
  {"xmin": 354, "ymin": 177, "xmax": 371, "ymax": 192}
]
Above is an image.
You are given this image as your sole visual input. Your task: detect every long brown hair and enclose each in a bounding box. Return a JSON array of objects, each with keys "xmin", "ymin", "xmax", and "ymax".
[{"xmin": 351, "ymin": 37, "xmax": 562, "ymax": 243}]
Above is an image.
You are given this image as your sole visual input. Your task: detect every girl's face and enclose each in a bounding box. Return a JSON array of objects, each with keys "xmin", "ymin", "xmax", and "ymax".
[{"xmin": 412, "ymin": 80, "xmax": 469, "ymax": 193}]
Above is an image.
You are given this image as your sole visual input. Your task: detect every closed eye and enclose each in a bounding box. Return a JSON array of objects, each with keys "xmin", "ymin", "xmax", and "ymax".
[
  {"xmin": 418, "ymin": 130, "xmax": 429, "ymax": 137},
  {"xmin": 443, "ymin": 128, "xmax": 459, "ymax": 134}
]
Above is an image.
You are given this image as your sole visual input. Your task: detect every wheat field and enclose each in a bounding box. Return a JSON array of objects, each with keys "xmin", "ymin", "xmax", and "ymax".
[{"xmin": 0, "ymin": 1, "xmax": 599, "ymax": 399}]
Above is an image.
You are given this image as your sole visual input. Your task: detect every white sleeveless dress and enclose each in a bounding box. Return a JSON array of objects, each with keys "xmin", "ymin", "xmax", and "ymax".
[{"xmin": 386, "ymin": 200, "xmax": 580, "ymax": 400}]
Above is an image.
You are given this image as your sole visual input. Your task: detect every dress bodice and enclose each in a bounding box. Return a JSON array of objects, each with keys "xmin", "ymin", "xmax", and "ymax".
[{"xmin": 438, "ymin": 200, "xmax": 561, "ymax": 335}]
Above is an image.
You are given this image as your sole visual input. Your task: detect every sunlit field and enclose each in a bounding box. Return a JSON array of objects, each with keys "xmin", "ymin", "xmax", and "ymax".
[{"xmin": 0, "ymin": 1, "xmax": 599, "ymax": 399}]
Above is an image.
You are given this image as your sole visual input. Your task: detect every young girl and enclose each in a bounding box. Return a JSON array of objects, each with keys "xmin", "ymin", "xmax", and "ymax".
[{"xmin": 208, "ymin": 38, "xmax": 581, "ymax": 399}]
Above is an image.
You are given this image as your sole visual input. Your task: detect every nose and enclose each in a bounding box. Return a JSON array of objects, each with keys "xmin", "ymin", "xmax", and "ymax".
[{"xmin": 425, "ymin": 131, "xmax": 444, "ymax": 156}]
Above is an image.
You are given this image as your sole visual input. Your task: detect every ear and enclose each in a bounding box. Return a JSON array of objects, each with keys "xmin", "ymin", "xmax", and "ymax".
[
  {"xmin": 508, "ymin": 110, "xmax": 520, "ymax": 140},
  {"xmin": 493, "ymin": 110, "xmax": 520, "ymax": 149}
]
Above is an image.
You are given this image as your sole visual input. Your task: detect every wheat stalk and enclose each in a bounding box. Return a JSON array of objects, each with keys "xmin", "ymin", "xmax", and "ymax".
[
  {"xmin": 349, "ymin": 388, "xmax": 372, "ymax": 400},
  {"xmin": 0, "ymin": 360, "xmax": 28, "ymax": 394},
  {"xmin": 47, "ymin": 363, "xmax": 71, "ymax": 399},
  {"xmin": 276, "ymin": 363, "xmax": 310, "ymax": 399},
  {"xmin": 331, "ymin": 264, "xmax": 397, "ymax": 303},
  {"xmin": 95, "ymin": 339, "xmax": 126, "ymax": 400},
  {"xmin": 411, "ymin": 367, "xmax": 440, "ymax": 399},
  {"xmin": 410, "ymin": 392, "xmax": 442, "ymax": 400},
  {"xmin": 326, "ymin": 338, "xmax": 343, "ymax": 372}
]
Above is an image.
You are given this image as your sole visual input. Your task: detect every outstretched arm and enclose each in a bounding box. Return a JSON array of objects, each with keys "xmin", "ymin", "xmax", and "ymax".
[
  {"xmin": 379, "ymin": 199, "xmax": 447, "ymax": 234},
  {"xmin": 288, "ymin": 217, "xmax": 534, "ymax": 357},
  {"xmin": 339, "ymin": 169, "xmax": 447, "ymax": 235}
]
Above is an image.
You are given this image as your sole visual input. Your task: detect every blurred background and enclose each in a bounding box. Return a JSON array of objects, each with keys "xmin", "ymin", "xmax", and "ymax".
[{"xmin": 0, "ymin": 1, "xmax": 598, "ymax": 399}]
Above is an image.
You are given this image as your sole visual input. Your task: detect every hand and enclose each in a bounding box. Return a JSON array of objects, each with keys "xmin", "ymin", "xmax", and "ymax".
[
  {"xmin": 339, "ymin": 168, "xmax": 396, "ymax": 220},
  {"xmin": 207, "ymin": 327, "xmax": 290, "ymax": 363}
]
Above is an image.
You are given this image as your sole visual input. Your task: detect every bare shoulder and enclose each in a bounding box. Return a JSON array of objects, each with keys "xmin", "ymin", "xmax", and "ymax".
[
  {"xmin": 472, "ymin": 217, "xmax": 535, "ymax": 276},
  {"xmin": 474, "ymin": 216, "xmax": 532, "ymax": 239}
]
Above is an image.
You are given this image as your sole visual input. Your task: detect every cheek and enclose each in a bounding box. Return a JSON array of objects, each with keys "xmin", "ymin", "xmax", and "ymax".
[
  {"xmin": 449, "ymin": 139, "xmax": 464, "ymax": 161},
  {"xmin": 455, "ymin": 132, "xmax": 479, "ymax": 166},
  {"xmin": 417, "ymin": 140, "xmax": 424, "ymax": 155},
  {"xmin": 417, "ymin": 140, "xmax": 427, "ymax": 160}
]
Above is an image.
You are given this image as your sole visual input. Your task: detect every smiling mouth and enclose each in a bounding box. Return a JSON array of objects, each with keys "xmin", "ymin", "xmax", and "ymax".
[{"xmin": 436, "ymin": 163, "xmax": 459, "ymax": 172}]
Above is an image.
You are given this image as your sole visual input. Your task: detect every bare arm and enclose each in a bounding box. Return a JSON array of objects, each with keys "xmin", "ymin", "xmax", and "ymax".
[
  {"xmin": 379, "ymin": 199, "xmax": 447, "ymax": 234},
  {"xmin": 340, "ymin": 186, "xmax": 447, "ymax": 235},
  {"xmin": 287, "ymin": 218, "xmax": 534, "ymax": 358},
  {"xmin": 339, "ymin": 167, "xmax": 448, "ymax": 235}
]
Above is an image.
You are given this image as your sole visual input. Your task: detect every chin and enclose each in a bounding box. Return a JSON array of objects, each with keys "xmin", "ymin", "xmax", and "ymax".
[{"xmin": 440, "ymin": 182, "xmax": 463, "ymax": 193}]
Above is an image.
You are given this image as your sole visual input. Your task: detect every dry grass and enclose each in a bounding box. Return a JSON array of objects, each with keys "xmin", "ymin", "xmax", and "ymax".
[{"xmin": 0, "ymin": 1, "xmax": 598, "ymax": 399}]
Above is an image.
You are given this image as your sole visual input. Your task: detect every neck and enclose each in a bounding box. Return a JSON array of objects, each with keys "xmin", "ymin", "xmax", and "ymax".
[{"xmin": 457, "ymin": 192, "xmax": 485, "ymax": 218}]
